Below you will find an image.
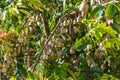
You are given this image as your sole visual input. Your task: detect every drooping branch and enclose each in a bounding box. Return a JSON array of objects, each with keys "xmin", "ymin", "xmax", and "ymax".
[
  {"xmin": 102, "ymin": 0, "xmax": 119, "ymax": 6},
  {"xmin": 30, "ymin": 10, "xmax": 82, "ymax": 72}
]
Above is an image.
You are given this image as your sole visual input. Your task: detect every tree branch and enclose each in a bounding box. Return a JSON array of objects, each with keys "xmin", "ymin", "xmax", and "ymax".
[
  {"xmin": 102, "ymin": 0, "xmax": 119, "ymax": 6},
  {"xmin": 30, "ymin": 10, "xmax": 81, "ymax": 72}
]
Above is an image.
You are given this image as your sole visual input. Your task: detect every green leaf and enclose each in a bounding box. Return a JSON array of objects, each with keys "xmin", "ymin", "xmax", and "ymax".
[
  {"xmin": 67, "ymin": 68, "xmax": 76, "ymax": 80},
  {"xmin": 91, "ymin": 5, "xmax": 104, "ymax": 19},
  {"xmin": 19, "ymin": 9, "xmax": 30, "ymax": 16},
  {"xmin": 77, "ymin": 41, "xmax": 89, "ymax": 51},
  {"xmin": 27, "ymin": 71, "xmax": 34, "ymax": 79},
  {"xmin": 114, "ymin": 15, "xmax": 120, "ymax": 24},
  {"xmin": 94, "ymin": 29, "xmax": 101, "ymax": 40},
  {"xmin": 62, "ymin": 47, "xmax": 68, "ymax": 57},
  {"xmin": 29, "ymin": 0, "xmax": 47, "ymax": 11},
  {"xmin": 95, "ymin": 23, "xmax": 117, "ymax": 37},
  {"xmin": 96, "ymin": 74, "xmax": 119, "ymax": 80},
  {"xmin": 105, "ymin": 4, "xmax": 117, "ymax": 18},
  {"xmin": 75, "ymin": 34, "xmax": 89, "ymax": 49},
  {"xmin": 78, "ymin": 73, "xmax": 86, "ymax": 80},
  {"xmin": 90, "ymin": 65, "xmax": 103, "ymax": 73},
  {"xmin": 63, "ymin": 0, "xmax": 66, "ymax": 12},
  {"xmin": 111, "ymin": 23, "xmax": 120, "ymax": 33},
  {"xmin": 104, "ymin": 40, "xmax": 111, "ymax": 48},
  {"xmin": 4, "ymin": 19, "xmax": 12, "ymax": 32}
]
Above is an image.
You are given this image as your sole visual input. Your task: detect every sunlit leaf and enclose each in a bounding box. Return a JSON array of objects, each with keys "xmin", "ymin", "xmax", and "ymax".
[
  {"xmin": 95, "ymin": 23, "xmax": 117, "ymax": 37},
  {"xmin": 10, "ymin": 77, "xmax": 16, "ymax": 80},
  {"xmin": 96, "ymin": 74, "xmax": 119, "ymax": 80},
  {"xmin": 91, "ymin": 5, "xmax": 104, "ymax": 19},
  {"xmin": 19, "ymin": 9, "xmax": 30, "ymax": 16},
  {"xmin": 67, "ymin": 68, "xmax": 76, "ymax": 80},
  {"xmin": 29, "ymin": 0, "xmax": 47, "ymax": 11}
]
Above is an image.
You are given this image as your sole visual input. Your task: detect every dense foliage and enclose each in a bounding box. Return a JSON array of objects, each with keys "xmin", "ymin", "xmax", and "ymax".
[{"xmin": 0, "ymin": 0, "xmax": 120, "ymax": 80}]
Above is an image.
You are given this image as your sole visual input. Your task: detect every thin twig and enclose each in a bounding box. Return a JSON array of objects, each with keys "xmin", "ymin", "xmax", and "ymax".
[{"xmin": 102, "ymin": 0, "xmax": 119, "ymax": 6}]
